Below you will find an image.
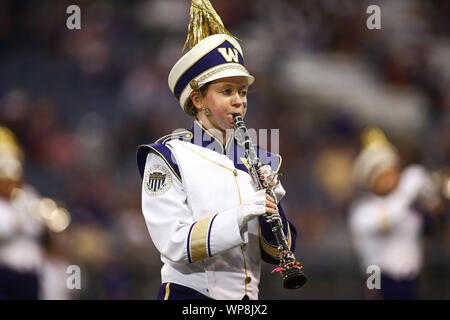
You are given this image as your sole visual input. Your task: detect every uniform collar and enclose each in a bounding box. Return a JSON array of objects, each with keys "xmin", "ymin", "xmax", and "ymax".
[
  {"xmin": 188, "ymin": 120, "xmax": 250, "ymax": 173},
  {"xmin": 183, "ymin": 121, "xmax": 280, "ymax": 174},
  {"xmin": 189, "ymin": 120, "xmax": 236, "ymax": 155},
  {"xmin": 187, "ymin": 120, "xmax": 274, "ymax": 173}
]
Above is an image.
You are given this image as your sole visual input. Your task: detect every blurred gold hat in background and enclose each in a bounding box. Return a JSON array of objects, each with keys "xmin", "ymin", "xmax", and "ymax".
[
  {"xmin": 353, "ymin": 127, "xmax": 400, "ymax": 188},
  {"xmin": 0, "ymin": 126, "xmax": 24, "ymax": 181}
]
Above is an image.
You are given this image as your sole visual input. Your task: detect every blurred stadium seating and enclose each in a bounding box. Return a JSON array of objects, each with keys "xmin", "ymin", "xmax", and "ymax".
[{"xmin": 0, "ymin": 0, "xmax": 448, "ymax": 299}]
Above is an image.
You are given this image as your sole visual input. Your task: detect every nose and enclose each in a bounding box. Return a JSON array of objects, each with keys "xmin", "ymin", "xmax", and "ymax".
[
  {"xmin": 231, "ymin": 92, "xmax": 246, "ymax": 110},
  {"xmin": 231, "ymin": 95, "xmax": 246, "ymax": 117}
]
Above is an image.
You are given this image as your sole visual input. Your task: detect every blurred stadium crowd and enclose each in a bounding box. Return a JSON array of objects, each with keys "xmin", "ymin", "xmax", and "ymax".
[{"xmin": 0, "ymin": 0, "xmax": 449, "ymax": 299}]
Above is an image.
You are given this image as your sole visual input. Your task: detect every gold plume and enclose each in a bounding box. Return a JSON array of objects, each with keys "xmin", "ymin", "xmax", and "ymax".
[
  {"xmin": 0, "ymin": 126, "xmax": 23, "ymax": 160},
  {"xmin": 360, "ymin": 127, "xmax": 391, "ymax": 149},
  {"xmin": 182, "ymin": 0, "xmax": 238, "ymax": 55}
]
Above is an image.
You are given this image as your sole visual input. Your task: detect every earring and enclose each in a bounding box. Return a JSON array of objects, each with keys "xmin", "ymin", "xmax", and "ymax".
[{"xmin": 202, "ymin": 107, "xmax": 211, "ymax": 116}]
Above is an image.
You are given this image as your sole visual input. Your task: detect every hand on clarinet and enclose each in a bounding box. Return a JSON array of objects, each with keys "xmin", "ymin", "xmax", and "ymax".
[
  {"xmin": 265, "ymin": 193, "xmax": 278, "ymax": 215},
  {"xmin": 236, "ymin": 190, "xmax": 280, "ymax": 230},
  {"xmin": 258, "ymin": 165, "xmax": 286, "ymax": 203}
]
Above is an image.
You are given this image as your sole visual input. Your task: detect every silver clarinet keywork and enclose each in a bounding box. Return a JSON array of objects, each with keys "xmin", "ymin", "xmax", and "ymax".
[{"xmin": 233, "ymin": 114, "xmax": 307, "ymax": 289}]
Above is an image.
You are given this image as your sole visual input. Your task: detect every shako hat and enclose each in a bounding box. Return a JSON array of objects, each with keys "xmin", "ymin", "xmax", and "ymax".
[
  {"xmin": 0, "ymin": 126, "xmax": 24, "ymax": 181},
  {"xmin": 352, "ymin": 127, "xmax": 400, "ymax": 188},
  {"xmin": 168, "ymin": 0, "xmax": 254, "ymax": 112}
]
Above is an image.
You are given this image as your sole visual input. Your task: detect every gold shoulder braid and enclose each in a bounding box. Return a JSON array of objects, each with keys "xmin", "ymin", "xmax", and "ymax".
[{"xmin": 182, "ymin": 0, "xmax": 239, "ymax": 55}]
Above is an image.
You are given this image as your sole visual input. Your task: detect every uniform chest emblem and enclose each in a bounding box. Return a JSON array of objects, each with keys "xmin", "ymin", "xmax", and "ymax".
[{"xmin": 144, "ymin": 164, "xmax": 172, "ymax": 196}]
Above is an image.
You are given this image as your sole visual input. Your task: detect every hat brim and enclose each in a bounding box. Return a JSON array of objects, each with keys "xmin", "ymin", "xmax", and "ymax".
[{"xmin": 178, "ymin": 64, "xmax": 254, "ymax": 109}]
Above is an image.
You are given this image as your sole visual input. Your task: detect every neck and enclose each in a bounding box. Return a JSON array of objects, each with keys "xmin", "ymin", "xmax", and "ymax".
[{"xmin": 195, "ymin": 116, "xmax": 227, "ymax": 146}]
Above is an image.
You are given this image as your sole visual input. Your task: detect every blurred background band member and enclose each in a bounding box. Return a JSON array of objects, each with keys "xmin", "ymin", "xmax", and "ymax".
[
  {"xmin": 0, "ymin": 126, "xmax": 42, "ymax": 299},
  {"xmin": 348, "ymin": 127, "xmax": 444, "ymax": 300},
  {"xmin": 0, "ymin": 126, "xmax": 71, "ymax": 300}
]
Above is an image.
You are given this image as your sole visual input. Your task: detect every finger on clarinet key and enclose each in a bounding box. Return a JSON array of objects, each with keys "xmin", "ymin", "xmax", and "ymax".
[
  {"xmin": 266, "ymin": 199, "xmax": 277, "ymax": 209},
  {"xmin": 265, "ymin": 194, "xmax": 275, "ymax": 202},
  {"xmin": 266, "ymin": 207, "xmax": 278, "ymax": 215},
  {"xmin": 266, "ymin": 202, "xmax": 277, "ymax": 209}
]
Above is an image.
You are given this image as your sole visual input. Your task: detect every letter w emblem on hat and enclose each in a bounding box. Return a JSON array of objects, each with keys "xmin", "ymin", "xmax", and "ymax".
[{"xmin": 217, "ymin": 47, "xmax": 239, "ymax": 63}]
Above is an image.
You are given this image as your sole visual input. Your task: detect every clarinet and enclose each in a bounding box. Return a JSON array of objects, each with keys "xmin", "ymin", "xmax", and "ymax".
[{"xmin": 233, "ymin": 115, "xmax": 307, "ymax": 289}]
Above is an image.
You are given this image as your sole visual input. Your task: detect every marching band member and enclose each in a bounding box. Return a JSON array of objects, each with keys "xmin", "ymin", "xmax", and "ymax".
[
  {"xmin": 0, "ymin": 126, "xmax": 71, "ymax": 299},
  {"xmin": 137, "ymin": 0, "xmax": 300, "ymax": 300},
  {"xmin": 0, "ymin": 126, "xmax": 44, "ymax": 299},
  {"xmin": 348, "ymin": 127, "xmax": 443, "ymax": 300}
]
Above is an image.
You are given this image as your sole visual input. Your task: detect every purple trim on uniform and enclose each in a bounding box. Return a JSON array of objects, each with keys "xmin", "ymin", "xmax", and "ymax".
[
  {"xmin": 0, "ymin": 265, "xmax": 39, "ymax": 299},
  {"xmin": 258, "ymin": 204, "xmax": 296, "ymax": 250},
  {"xmin": 186, "ymin": 222, "xmax": 196, "ymax": 263},
  {"xmin": 137, "ymin": 144, "xmax": 150, "ymax": 178},
  {"xmin": 139, "ymin": 122, "xmax": 281, "ymax": 176},
  {"xmin": 173, "ymin": 40, "xmax": 244, "ymax": 100},
  {"xmin": 189, "ymin": 122, "xmax": 282, "ymax": 173},
  {"xmin": 257, "ymin": 147, "xmax": 281, "ymax": 173},
  {"xmin": 157, "ymin": 282, "xmax": 212, "ymax": 300},
  {"xmin": 207, "ymin": 214, "xmax": 218, "ymax": 257},
  {"xmin": 259, "ymin": 203, "xmax": 298, "ymax": 265},
  {"xmin": 225, "ymin": 135, "xmax": 281, "ymax": 173},
  {"xmin": 380, "ymin": 274, "xmax": 418, "ymax": 300},
  {"xmin": 136, "ymin": 143, "xmax": 181, "ymax": 180}
]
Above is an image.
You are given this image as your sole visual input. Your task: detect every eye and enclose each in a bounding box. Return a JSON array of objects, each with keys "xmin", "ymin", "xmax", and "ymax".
[
  {"xmin": 240, "ymin": 89, "xmax": 248, "ymax": 97},
  {"xmin": 221, "ymin": 88, "xmax": 232, "ymax": 95}
]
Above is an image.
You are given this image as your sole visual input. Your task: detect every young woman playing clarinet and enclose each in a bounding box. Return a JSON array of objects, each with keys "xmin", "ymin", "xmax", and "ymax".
[{"xmin": 137, "ymin": 0, "xmax": 305, "ymax": 300}]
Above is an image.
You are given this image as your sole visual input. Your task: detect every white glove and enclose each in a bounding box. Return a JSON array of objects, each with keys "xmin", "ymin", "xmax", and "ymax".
[
  {"xmin": 236, "ymin": 189, "xmax": 267, "ymax": 230},
  {"xmin": 273, "ymin": 183, "xmax": 286, "ymax": 203},
  {"xmin": 258, "ymin": 165, "xmax": 286, "ymax": 203}
]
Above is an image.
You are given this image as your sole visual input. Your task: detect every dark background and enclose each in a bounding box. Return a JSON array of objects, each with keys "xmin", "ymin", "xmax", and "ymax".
[{"xmin": 0, "ymin": 0, "xmax": 449, "ymax": 299}]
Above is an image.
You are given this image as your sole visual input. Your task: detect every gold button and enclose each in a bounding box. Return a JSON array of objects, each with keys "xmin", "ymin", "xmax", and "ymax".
[
  {"xmin": 189, "ymin": 79, "xmax": 199, "ymax": 90},
  {"xmin": 245, "ymin": 277, "xmax": 251, "ymax": 284}
]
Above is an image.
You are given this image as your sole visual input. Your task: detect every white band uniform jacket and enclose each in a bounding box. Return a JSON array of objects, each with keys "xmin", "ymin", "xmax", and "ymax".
[
  {"xmin": 137, "ymin": 121, "xmax": 297, "ymax": 300},
  {"xmin": 348, "ymin": 165, "xmax": 435, "ymax": 280}
]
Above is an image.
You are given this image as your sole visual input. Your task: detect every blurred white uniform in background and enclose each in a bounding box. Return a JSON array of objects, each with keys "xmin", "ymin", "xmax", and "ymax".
[
  {"xmin": 0, "ymin": 126, "xmax": 71, "ymax": 300},
  {"xmin": 0, "ymin": 186, "xmax": 44, "ymax": 272},
  {"xmin": 349, "ymin": 165, "xmax": 435, "ymax": 280},
  {"xmin": 348, "ymin": 128, "xmax": 442, "ymax": 300}
]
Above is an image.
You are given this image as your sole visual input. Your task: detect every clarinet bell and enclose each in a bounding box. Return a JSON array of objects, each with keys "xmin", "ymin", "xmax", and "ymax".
[{"xmin": 283, "ymin": 268, "xmax": 307, "ymax": 289}]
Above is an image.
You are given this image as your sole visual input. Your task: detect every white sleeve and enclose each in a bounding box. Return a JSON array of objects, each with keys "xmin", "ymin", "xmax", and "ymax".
[
  {"xmin": 400, "ymin": 165, "xmax": 441, "ymax": 210},
  {"xmin": 141, "ymin": 152, "xmax": 245, "ymax": 264},
  {"xmin": 349, "ymin": 198, "xmax": 394, "ymax": 235},
  {"xmin": 349, "ymin": 196, "xmax": 411, "ymax": 235},
  {"xmin": 0, "ymin": 201, "xmax": 18, "ymax": 241},
  {"xmin": 349, "ymin": 202, "xmax": 378, "ymax": 236}
]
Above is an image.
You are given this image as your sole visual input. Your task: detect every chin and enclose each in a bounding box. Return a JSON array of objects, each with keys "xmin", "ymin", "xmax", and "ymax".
[{"xmin": 226, "ymin": 121, "xmax": 236, "ymax": 130}]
